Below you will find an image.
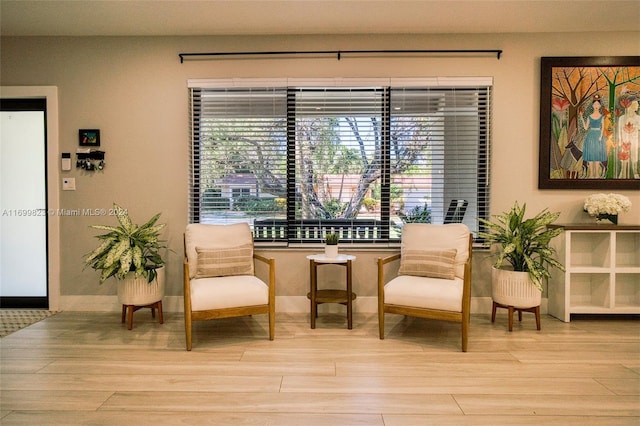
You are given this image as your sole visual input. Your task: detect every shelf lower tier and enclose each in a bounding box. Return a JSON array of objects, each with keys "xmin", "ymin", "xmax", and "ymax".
[
  {"xmin": 307, "ymin": 290, "xmax": 357, "ymax": 304},
  {"xmin": 549, "ymin": 305, "xmax": 640, "ymax": 322},
  {"xmin": 568, "ymin": 305, "xmax": 640, "ymax": 314}
]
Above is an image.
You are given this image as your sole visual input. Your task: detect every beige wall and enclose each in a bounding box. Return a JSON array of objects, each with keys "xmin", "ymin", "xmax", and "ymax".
[{"xmin": 1, "ymin": 33, "xmax": 639, "ymax": 312}]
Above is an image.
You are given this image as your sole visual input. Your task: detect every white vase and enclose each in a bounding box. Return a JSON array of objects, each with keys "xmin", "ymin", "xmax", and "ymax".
[
  {"xmin": 325, "ymin": 244, "xmax": 339, "ymax": 258},
  {"xmin": 491, "ymin": 267, "xmax": 541, "ymax": 308},
  {"xmin": 117, "ymin": 266, "xmax": 165, "ymax": 306}
]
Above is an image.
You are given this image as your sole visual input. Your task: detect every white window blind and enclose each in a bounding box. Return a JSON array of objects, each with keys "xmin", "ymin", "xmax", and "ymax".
[
  {"xmin": 189, "ymin": 79, "xmax": 492, "ymax": 244},
  {"xmin": 390, "ymin": 87, "xmax": 491, "ymax": 231},
  {"xmin": 291, "ymin": 87, "xmax": 385, "ymax": 242},
  {"xmin": 189, "ymin": 88, "xmax": 287, "ymax": 223}
]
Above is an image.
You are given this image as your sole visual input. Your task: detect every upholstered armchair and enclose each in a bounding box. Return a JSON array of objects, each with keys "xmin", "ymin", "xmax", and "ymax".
[
  {"xmin": 377, "ymin": 223, "xmax": 473, "ymax": 352},
  {"xmin": 183, "ymin": 223, "xmax": 275, "ymax": 351}
]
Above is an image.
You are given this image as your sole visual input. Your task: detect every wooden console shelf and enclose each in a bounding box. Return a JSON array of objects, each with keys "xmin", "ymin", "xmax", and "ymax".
[{"xmin": 547, "ymin": 224, "xmax": 640, "ymax": 322}]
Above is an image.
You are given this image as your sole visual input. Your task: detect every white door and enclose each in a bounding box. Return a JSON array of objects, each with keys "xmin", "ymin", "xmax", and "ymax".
[{"xmin": 0, "ymin": 99, "xmax": 48, "ymax": 308}]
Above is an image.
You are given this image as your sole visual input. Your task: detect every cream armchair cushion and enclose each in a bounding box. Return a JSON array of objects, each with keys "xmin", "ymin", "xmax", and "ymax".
[
  {"xmin": 384, "ymin": 275, "xmax": 464, "ymax": 312},
  {"xmin": 398, "ymin": 248, "xmax": 457, "ymax": 280},
  {"xmin": 400, "ymin": 223, "xmax": 470, "ymax": 278},
  {"xmin": 185, "ymin": 223, "xmax": 253, "ymax": 279},
  {"xmin": 194, "ymin": 244, "xmax": 254, "ymax": 278},
  {"xmin": 190, "ymin": 275, "xmax": 269, "ymax": 311}
]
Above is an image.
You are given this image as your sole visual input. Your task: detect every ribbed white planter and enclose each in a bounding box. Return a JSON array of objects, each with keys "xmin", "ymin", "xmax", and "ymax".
[
  {"xmin": 325, "ymin": 244, "xmax": 339, "ymax": 258},
  {"xmin": 491, "ymin": 267, "xmax": 541, "ymax": 308},
  {"xmin": 117, "ymin": 266, "xmax": 165, "ymax": 306}
]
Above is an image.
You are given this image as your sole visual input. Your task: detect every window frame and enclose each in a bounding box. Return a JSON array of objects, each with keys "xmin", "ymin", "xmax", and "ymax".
[{"xmin": 189, "ymin": 78, "xmax": 492, "ymax": 246}]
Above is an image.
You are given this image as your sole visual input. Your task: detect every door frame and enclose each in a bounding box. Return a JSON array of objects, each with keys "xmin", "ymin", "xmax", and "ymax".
[{"xmin": 1, "ymin": 86, "xmax": 60, "ymax": 311}]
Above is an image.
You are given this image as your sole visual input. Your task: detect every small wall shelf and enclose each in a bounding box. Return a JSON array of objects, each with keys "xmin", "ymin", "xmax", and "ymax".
[{"xmin": 547, "ymin": 224, "xmax": 640, "ymax": 322}]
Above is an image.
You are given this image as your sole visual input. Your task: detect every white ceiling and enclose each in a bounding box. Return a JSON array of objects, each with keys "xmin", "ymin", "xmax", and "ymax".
[{"xmin": 1, "ymin": 0, "xmax": 638, "ymax": 37}]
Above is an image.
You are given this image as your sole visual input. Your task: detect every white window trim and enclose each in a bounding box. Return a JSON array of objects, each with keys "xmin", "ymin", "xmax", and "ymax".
[{"xmin": 188, "ymin": 77, "xmax": 493, "ymax": 89}]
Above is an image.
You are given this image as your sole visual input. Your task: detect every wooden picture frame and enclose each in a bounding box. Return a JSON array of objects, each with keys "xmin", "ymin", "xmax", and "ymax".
[
  {"xmin": 538, "ymin": 56, "xmax": 640, "ymax": 189},
  {"xmin": 79, "ymin": 129, "xmax": 100, "ymax": 147}
]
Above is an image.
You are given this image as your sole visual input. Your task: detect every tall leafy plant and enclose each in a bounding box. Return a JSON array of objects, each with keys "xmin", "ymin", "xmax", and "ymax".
[
  {"xmin": 84, "ymin": 203, "xmax": 166, "ymax": 283},
  {"xmin": 478, "ymin": 202, "xmax": 565, "ymax": 292}
]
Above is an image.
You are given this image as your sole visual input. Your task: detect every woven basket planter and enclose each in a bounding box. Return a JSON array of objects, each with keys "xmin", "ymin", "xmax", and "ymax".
[
  {"xmin": 117, "ymin": 266, "xmax": 165, "ymax": 306},
  {"xmin": 491, "ymin": 267, "xmax": 541, "ymax": 309}
]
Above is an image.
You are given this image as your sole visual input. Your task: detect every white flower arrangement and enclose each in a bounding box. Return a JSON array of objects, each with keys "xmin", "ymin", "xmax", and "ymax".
[{"xmin": 583, "ymin": 193, "xmax": 632, "ymax": 217}]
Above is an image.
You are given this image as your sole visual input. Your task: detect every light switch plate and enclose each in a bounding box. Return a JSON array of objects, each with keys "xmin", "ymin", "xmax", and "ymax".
[{"xmin": 62, "ymin": 177, "xmax": 76, "ymax": 190}]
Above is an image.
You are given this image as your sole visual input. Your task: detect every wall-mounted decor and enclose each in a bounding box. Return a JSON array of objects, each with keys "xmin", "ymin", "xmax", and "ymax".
[
  {"xmin": 79, "ymin": 129, "xmax": 100, "ymax": 147},
  {"xmin": 539, "ymin": 56, "xmax": 640, "ymax": 189},
  {"xmin": 76, "ymin": 150, "xmax": 105, "ymax": 171}
]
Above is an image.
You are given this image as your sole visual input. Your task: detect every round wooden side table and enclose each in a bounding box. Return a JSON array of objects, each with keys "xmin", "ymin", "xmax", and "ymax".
[{"xmin": 306, "ymin": 254, "xmax": 356, "ymax": 329}]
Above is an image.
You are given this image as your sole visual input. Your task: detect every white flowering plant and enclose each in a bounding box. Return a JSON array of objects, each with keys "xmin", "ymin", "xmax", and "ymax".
[
  {"xmin": 583, "ymin": 193, "xmax": 631, "ymax": 224},
  {"xmin": 584, "ymin": 193, "xmax": 631, "ymax": 216}
]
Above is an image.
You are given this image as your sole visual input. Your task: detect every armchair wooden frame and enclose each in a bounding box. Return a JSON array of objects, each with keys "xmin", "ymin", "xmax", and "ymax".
[
  {"xmin": 183, "ymin": 236, "xmax": 276, "ymax": 351},
  {"xmin": 377, "ymin": 234, "xmax": 473, "ymax": 352}
]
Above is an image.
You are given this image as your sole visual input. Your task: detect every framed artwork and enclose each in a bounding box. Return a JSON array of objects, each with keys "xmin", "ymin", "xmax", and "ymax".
[
  {"xmin": 79, "ymin": 129, "xmax": 100, "ymax": 147},
  {"xmin": 539, "ymin": 56, "xmax": 640, "ymax": 189}
]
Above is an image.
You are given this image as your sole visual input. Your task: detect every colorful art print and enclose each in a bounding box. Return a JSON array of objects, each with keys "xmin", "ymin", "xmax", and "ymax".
[
  {"xmin": 79, "ymin": 129, "xmax": 100, "ymax": 147},
  {"xmin": 539, "ymin": 56, "xmax": 640, "ymax": 189}
]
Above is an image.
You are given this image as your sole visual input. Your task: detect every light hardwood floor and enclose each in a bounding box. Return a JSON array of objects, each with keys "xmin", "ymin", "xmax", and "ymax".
[{"xmin": 1, "ymin": 310, "xmax": 639, "ymax": 425}]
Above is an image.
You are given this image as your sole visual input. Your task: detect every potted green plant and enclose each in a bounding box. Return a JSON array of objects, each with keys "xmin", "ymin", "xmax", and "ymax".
[
  {"xmin": 325, "ymin": 232, "xmax": 340, "ymax": 258},
  {"xmin": 84, "ymin": 203, "xmax": 167, "ymax": 306},
  {"xmin": 478, "ymin": 201, "xmax": 565, "ymax": 308}
]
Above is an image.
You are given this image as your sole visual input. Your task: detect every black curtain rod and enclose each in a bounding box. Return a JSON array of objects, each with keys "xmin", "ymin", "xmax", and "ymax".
[{"xmin": 178, "ymin": 49, "xmax": 502, "ymax": 63}]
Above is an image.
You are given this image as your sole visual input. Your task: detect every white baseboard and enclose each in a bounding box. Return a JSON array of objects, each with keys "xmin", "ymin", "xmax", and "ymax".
[{"xmin": 59, "ymin": 295, "xmax": 549, "ymax": 314}]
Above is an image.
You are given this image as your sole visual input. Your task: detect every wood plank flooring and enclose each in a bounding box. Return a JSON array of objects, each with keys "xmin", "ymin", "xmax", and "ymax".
[{"xmin": 0, "ymin": 310, "xmax": 638, "ymax": 425}]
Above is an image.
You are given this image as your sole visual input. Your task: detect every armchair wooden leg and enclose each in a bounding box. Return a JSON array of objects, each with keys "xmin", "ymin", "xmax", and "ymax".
[
  {"xmin": 268, "ymin": 307, "xmax": 275, "ymax": 341},
  {"xmin": 378, "ymin": 311, "xmax": 385, "ymax": 339},
  {"xmin": 185, "ymin": 314, "xmax": 192, "ymax": 351},
  {"xmin": 535, "ymin": 306, "xmax": 541, "ymax": 330},
  {"xmin": 491, "ymin": 301, "xmax": 497, "ymax": 323},
  {"xmin": 461, "ymin": 321, "xmax": 468, "ymax": 352}
]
